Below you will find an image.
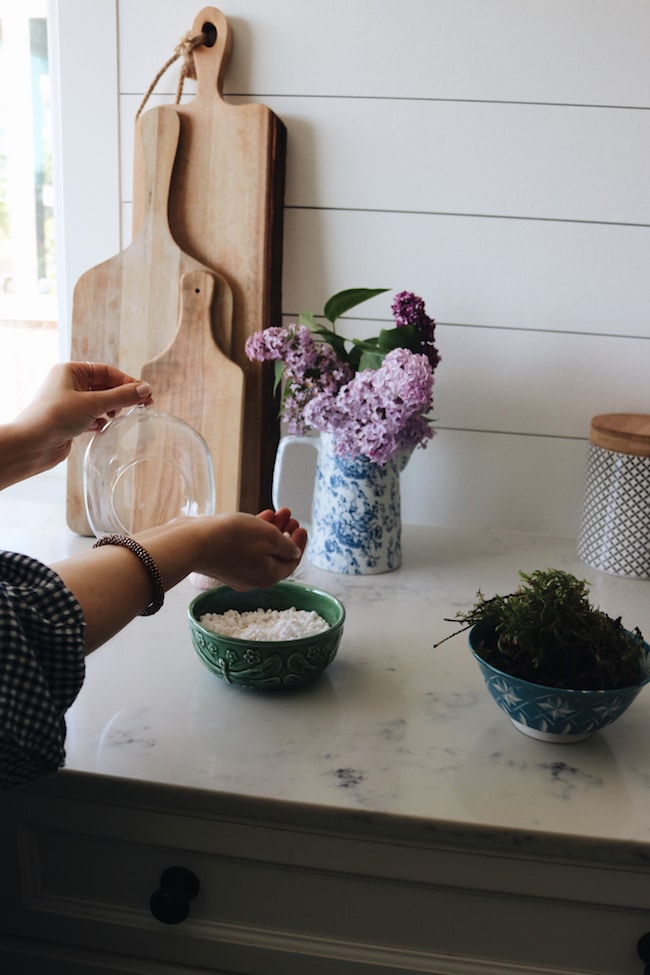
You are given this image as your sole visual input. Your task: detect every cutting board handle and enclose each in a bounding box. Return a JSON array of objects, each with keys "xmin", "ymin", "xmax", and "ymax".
[
  {"xmin": 138, "ymin": 105, "xmax": 180, "ymax": 243},
  {"xmin": 191, "ymin": 7, "xmax": 232, "ymax": 99}
]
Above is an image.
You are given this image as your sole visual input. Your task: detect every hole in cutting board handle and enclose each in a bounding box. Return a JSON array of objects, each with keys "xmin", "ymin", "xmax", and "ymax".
[{"xmin": 202, "ymin": 22, "xmax": 217, "ymax": 47}]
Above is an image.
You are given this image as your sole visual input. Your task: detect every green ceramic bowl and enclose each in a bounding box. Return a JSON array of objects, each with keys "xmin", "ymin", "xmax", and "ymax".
[{"xmin": 188, "ymin": 580, "xmax": 345, "ymax": 690}]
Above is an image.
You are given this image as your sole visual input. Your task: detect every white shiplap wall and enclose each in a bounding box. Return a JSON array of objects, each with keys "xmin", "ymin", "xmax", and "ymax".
[{"xmin": 51, "ymin": 0, "xmax": 650, "ymax": 536}]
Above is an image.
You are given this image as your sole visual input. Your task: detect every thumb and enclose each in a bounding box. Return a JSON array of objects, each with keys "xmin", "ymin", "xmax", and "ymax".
[
  {"xmin": 274, "ymin": 529, "xmax": 305, "ymax": 562},
  {"xmin": 89, "ymin": 381, "xmax": 153, "ymax": 416}
]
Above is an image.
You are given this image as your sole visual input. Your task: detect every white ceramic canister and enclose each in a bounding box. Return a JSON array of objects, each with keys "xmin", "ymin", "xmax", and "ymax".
[{"xmin": 577, "ymin": 414, "xmax": 650, "ymax": 578}]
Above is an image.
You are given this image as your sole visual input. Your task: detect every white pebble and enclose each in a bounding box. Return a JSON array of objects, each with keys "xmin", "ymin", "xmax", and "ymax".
[{"xmin": 199, "ymin": 606, "xmax": 330, "ymax": 640}]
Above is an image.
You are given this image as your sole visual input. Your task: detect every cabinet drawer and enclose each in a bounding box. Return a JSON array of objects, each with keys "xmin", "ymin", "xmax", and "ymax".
[{"xmin": 2, "ymin": 787, "xmax": 650, "ymax": 975}]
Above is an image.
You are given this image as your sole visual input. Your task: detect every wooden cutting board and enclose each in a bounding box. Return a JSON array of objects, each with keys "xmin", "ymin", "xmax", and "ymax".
[
  {"xmin": 66, "ymin": 104, "xmax": 237, "ymax": 534},
  {"xmin": 141, "ymin": 267, "xmax": 244, "ymax": 517},
  {"xmin": 132, "ymin": 6, "xmax": 286, "ymax": 515}
]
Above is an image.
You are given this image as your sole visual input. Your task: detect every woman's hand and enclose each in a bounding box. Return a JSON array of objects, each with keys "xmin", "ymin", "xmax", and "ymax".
[
  {"xmin": 141, "ymin": 509, "xmax": 308, "ymax": 595},
  {"xmin": 256, "ymin": 505, "xmax": 305, "ymax": 537},
  {"xmin": 1, "ymin": 361, "xmax": 153, "ymax": 488},
  {"xmin": 191, "ymin": 509, "xmax": 308, "ymax": 591},
  {"xmin": 17, "ymin": 360, "xmax": 153, "ymax": 456}
]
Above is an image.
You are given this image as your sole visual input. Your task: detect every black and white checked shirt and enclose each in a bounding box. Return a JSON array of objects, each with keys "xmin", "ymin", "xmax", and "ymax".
[{"xmin": 0, "ymin": 550, "xmax": 85, "ymax": 789}]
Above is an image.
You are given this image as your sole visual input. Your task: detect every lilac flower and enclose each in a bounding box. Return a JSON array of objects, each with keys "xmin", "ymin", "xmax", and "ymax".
[
  {"xmin": 245, "ymin": 324, "xmax": 352, "ymax": 435},
  {"xmin": 304, "ymin": 348, "xmax": 434, "ymax": 465},
  {"xmin": 391, "ymin": 291, "xmax": 441, "ymax": 370},
  {"xmin": 246, "ymin": 290, "xmax": 440, "ymax": 460}
]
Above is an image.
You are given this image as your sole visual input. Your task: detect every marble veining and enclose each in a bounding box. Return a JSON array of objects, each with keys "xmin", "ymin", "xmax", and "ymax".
[{"xmin": 4, "ymin": 472, "xmax": 650, "ymax": 862}]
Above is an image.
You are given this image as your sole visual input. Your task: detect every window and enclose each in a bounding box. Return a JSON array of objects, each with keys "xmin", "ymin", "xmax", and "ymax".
[{"xmin": 0, "ymin": 0, "xmax": 58, "ymax": 422}]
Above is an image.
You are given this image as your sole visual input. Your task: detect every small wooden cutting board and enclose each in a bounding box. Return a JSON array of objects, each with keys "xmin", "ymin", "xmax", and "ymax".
[{"xmin": 141, "ymin": 268, "xmax": 244, "ymax": 516}]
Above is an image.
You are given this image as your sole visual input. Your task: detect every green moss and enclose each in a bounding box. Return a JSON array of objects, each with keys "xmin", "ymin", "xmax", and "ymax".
[{"xmin": 451, "ymin": 569, "xmax": 645, "ymax": 691}]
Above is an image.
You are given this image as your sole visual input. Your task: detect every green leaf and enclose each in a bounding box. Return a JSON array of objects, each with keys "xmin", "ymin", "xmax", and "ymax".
[
  {"xmin": 346, "ymin": 345, "xmax": 363, "ymax": 372},
  {"xmin": 358, "ymin": 349, "xmax": 386, "ymax": 371},
  {"xmin": 350, "ymin": 325, "xmax": 422, "ymax": 371},
  {"xmin": 349, "ymin": 336, "xmax": 389, "ymax": 371},
  {"xmin": 377, "ymin": 324, "xmax": 420, "ymax": 352},
  {"xmin": 297, "ymin": 310, "xmax": 317, "ymax": 329},
  {"xmin": 311, "ymin": 322, "xmax": 342, "ymax": 344},
  {"xmin": 272, "ymin": 359, "xmax": 284, "ymax": 395},
  {"xmin": 324, "ymin": 288, "xmax": 389, "ymax": 326},
  {"xmin": 328, "ymin": 335, "xmax": 351, "ymax": 363},
  {"xmin": 298, "ymin": 314, "xmax": 350, "ymax": 361},
  {"xmin": 350, "ymin": 336, "xmax": 380, "ymax": 352}
]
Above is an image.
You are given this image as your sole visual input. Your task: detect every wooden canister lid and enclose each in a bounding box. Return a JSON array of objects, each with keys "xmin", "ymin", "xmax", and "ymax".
[{"xmin": 590, "ymin": 414, "xmax": 650, "ymax": 457}]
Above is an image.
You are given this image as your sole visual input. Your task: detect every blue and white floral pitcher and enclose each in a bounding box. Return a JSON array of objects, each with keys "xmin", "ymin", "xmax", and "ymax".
[{"xmin": 273, "ymin": 432, "xmax": 406, "ymax": 575}]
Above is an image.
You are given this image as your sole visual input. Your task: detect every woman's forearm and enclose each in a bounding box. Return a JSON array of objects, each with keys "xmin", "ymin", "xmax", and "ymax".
[
  {"xmin": 0, "ymin": 421, "xmax": 54, "ymax": 489},
  {"xmin": 51, "ymin": 519, "xmax": 202, "ymax": 652},
  {"xmin": 51, "ymin": 513, "xmax": 306, "ymax": 654}
]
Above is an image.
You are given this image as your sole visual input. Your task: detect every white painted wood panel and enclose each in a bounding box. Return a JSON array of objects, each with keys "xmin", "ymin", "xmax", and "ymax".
[
  {"xmin": 282, "ymin": 209, "xmax": 650, "ymax": 338},
  {"xmin": 274, "ymin": 419, "xmax": 589, "ymax": 534},
  {"xmin": 400, "ymin": 429, "xmax": 587, "ymax": 536},
  {"xmin": 120, "ymin": 94, "xmax": 650, "ymax": 226},
  {"xmin": 117, "ymin": 0, "xmax": 650, "ymax": 107},
  {"xmin": 405, "ymin": 325, "xmax": 649, "ymax": 439},
  {"xmin": 271, "ymin": 97, "xmax": 650, "ymax": 226}
]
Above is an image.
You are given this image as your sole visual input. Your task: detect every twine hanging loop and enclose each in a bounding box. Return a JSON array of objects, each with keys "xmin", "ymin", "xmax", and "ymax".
[{"xmin": 135, "ymin": 30, "xmax": 206, "ymax": 122}]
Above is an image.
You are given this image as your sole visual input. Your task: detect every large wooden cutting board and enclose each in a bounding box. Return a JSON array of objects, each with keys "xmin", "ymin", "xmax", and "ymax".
[
  {"xmin": 132, "ymin": 6, "xmax": 286, "ymax": 515},
  {"xmin": 66, "ymin": 104, "xmax": 237, "ymax": 534}
]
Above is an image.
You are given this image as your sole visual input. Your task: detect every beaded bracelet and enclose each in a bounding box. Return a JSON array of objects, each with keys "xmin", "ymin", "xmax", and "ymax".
[{"xmin": 93, "ymin": 534, "xmax": 165, "ymax": 616}]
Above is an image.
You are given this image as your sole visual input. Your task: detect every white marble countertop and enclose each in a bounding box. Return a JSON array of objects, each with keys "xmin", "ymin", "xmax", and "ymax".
[{"xmin": 4, "ymin": 471, "xmax": 650, "ymax": 861}]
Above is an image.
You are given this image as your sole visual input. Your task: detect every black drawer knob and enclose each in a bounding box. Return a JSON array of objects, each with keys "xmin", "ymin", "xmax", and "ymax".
[
  {"xmin": 150, "ymin": 866, "xmax": 200, "ymax": 925},
  {"xmin": 637, "ymin": 931, "xmax": 650, "ymax": 975}
]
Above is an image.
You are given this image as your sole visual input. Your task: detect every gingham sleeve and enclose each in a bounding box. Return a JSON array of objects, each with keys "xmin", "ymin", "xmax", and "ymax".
[{"xmin": 0, "ymin": 550, "xmax": 85, "ymax": 789}]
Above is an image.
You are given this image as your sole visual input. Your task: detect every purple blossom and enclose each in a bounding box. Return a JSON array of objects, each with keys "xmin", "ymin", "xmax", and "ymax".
[
  {"xmin": 245, "ymin": 324, "xmax": 353, "ymax": 435},
  {"xmin": 303, "ymin": 348, "xmax": 434, "ymax": 465},
  {"xmin": 246, "ymin": 291, "xmax": 440, "ymax": 460},
  {"xmin": 391, "ymin": 291, "xmax": 441, "ymax": 370}
]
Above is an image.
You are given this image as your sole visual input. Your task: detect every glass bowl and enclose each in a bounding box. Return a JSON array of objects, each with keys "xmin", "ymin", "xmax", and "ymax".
[{"xmin": 84, "ymin": 405, "xmax": 215, "ymax": 538}]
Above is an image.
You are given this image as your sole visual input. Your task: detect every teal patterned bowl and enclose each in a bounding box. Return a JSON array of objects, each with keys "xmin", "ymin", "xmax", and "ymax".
[
  {"xmin": 189, "ymin": 581, "xmax": 345, "ymax": 690},
  {"xmin": 469, "ymin": 625, "xmax": 650, "ymax": 742}
]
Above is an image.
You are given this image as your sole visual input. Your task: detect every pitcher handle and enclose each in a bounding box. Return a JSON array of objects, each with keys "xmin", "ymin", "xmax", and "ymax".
[{"xmin": 272, "ymin": 435, "xmax": 321, "ymax": 524}]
